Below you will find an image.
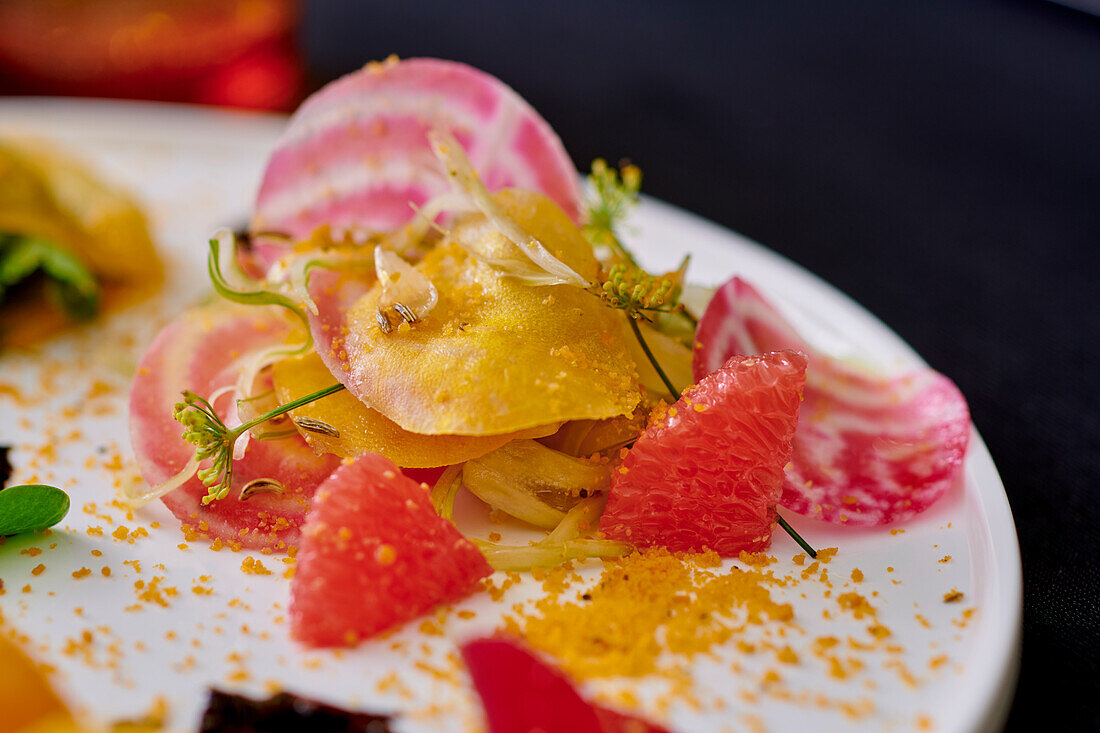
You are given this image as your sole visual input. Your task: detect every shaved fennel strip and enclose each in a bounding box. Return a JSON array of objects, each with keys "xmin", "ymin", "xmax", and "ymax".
[
  {"xmin": 472, "ymin": 538, "xmax": 633, "ymax": 572},
  {"xmin": 123, "ymin": 456, "xmax": 200, "ymax": 507},
  {"xmin": 430, "ymin": 465, "xmax": 463, "ymax": 521},
  {"xmin": 461, "ymin": 441, "xmax": 611, "ymax": 529},
  {"xmin": 540, "ymin": 495, "xmax": 608, "ymax": 546},
  {"xmin": 461, "ymin": 462, "xmax": 566, "ymax": 530},
  {"xmin": 427, "ymin": 129, "xmax": 589, "ymax": 288}
]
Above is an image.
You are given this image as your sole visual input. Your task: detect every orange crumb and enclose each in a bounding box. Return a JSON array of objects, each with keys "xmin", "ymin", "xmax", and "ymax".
[
  {"xmin": 867, "ymin": 623, "xmax": 891, "ymax": 639},
  {"xmin": 739, "ymin": 551, "xmax": 776, "ymax": 567},
  {"xmin": 241, "ymin": 557, "xmax": 272, "ymax": 576},
  {"xmin": 72, "ymin": 567, "xmax": 92, "ymax": 579},
  {"xmin": 850, "ymin": 568, "xmax": 864, "ymax": 583},
  {"xmin": 32, "ymin": 563, "xmax": 46, "ymax": 576},
  {"xmin": 837, "ymin": 592, "xmax": 876, "ymax": 619},
  {"xmin": 943, "ymin": 590, "xmax": 964, "ymax": 603}
]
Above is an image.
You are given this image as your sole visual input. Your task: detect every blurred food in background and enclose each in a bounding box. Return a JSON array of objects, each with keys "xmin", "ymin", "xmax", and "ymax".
[
  {"xmin": 0, "ymin": 137, "xmax": 160, "ymax": 349},
  {"xmin": 0, "ymin": 0, "xmax": 302, "ymax": 111}
]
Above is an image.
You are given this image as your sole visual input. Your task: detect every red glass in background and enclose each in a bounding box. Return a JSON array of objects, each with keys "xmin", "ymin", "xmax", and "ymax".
[{"xmin": 0, "ymin": 0, "xmax": 303, "ymax": 111}]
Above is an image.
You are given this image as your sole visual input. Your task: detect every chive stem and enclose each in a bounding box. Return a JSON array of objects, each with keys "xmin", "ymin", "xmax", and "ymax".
[
  {"xmin": 776, "ymin": 513, "xmax": 817, "ymax": 558},
  {"xmin": 629, "ymin": 316, "xmax": 681, "ymax": 400},
  {"xmin": 234, "ymin": 383, "xmax": 346, "ymax": 436}
]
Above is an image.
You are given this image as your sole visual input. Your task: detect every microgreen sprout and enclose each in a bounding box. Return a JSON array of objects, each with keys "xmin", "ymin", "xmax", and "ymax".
[
  {"xmin": 208, "ymin": 234, "xmax": 311, "ymax": 341},
  {"xmin": 583, "ymin": 159, "xmax": 642, "ymax": 265},
  {"xmin": 588, "ymin": 259, "xmax": 690, "ymax": 400},
  {"xmin": 173, "ymin": 383, "xmax": 346, "ymax": 505}
]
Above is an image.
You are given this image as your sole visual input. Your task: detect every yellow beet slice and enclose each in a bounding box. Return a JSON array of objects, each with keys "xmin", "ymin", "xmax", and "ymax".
[
  {"xmin": 272, "ymin": 351, "xmax": 555, "ymax": 467},
  {"xmin": 342, "ymin": 189, "xmax": 641, "ymax": 435}
]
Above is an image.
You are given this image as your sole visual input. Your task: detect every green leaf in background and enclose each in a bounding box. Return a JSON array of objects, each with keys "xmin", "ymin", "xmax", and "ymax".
[
  {"xmin": 0, "ymin": 234, "xmax": 100, "ymax": 319},
  {"xmin": 0, "ymin": 484, "xmax": 70, "ymax": 536}
]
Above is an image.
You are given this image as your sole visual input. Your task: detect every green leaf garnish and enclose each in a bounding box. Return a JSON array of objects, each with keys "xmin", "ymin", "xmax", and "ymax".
[
  {"xmin": 173, "ymin": 382, "xmax": 346, "ymax": 504},
  {"xmin": 0, "ymin": 484, "xmax": 70, "ymax": 536},
  {"xmin": 0, "ymin": 234, "xmax": 99, "ymax": 319}
]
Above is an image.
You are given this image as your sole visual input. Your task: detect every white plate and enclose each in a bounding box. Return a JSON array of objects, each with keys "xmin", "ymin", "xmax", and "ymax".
[{"xmin": 0, "ymin": 99, "xmax": 1021, "ymax": 733}]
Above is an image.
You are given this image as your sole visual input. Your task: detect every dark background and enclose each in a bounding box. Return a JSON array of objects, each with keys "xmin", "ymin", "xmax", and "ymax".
[{"xmin": 299, "ymin": 0, "xmax": 1098, "ymax": 729}]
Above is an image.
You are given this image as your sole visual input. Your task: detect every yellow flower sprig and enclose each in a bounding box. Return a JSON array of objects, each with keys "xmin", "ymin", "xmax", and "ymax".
[{"xmin": 583, "ymin": 159, "xmax": 642, "ymax": 265}]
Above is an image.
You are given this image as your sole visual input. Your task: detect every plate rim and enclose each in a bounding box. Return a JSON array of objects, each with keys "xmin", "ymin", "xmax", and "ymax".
[{"xmin": 0, "ymin": 97, "xmax": 1024, "ymax": 733}]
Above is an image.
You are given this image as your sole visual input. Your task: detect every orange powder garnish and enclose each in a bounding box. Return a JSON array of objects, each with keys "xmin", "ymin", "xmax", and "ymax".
[
  {"xmin": 72, "ymin": 567, "xmax": 92, "ymax": 579},
  {"xmin": 31, "ymin": 564, "xmax": 46, "ymax": 576},
  {"xmin": 503, "ymin": 548, "xmax": 792, "ymax": 679},
  {"xmin": 943, "ymin": 590, "xmax": 964, "ymax": 603}
]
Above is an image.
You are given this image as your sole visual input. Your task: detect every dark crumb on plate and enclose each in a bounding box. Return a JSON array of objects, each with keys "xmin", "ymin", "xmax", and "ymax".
[
  {"xmin": 199, "ymin": 689, "xmax": 393, "ymax": 733},
  {"xmin": 0, "ymin": 445, "xmax": 12, "ymax": 487}
]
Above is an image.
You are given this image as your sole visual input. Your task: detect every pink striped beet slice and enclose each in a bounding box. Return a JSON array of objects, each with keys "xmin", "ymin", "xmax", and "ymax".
[
  {"xmin": 251, "ymin": 57, "xmax": 582, "ymax": 266},
  {"xmin": 129, "ymin": 302, "xmax": 340, "ymax": 549},
  {"xmin": 692, "ymin": 277, "xmax": 970, "ymax": 527}
]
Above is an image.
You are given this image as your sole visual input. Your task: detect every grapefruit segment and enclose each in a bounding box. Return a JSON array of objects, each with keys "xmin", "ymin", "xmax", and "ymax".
[
  {"xmin": 600, "ymin": 351, "xmax": 808, "ymax": 555},
  {"xmin": 290, "ymin": 453, "xmax": 492, "ymax": 647}
]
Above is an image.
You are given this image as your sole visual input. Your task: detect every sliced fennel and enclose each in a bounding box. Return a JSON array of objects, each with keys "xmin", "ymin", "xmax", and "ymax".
[
  {"xmin": 430, "ymin": 464, "xmax": 463, "ymax": 521},
  {"xmin": 461, "ymin": 440, "xmax": 611, "ymax": 529},
  {"xmin": 540, "ymin": 495, "xmax": 607, "ymax": 546},
  {"xmin": 472, "ymin": 538, "xmax": 633, "ymax": 572},
  {"xmin": 374, "ymin": 245, "xmax": 438, "ymax": 331},
  {"xmin": 427, "ymin": 129, "xmax": 590, "ymax": 288}
]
